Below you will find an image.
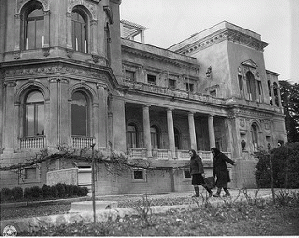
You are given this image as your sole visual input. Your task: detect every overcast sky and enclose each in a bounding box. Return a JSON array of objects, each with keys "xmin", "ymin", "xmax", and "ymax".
[{"xmin": 120, "ymin": 0, "xmax": 299, "ymax": 84}]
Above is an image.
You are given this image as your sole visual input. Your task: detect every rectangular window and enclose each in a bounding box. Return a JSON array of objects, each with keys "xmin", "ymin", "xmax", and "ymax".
[
  {"xmin": 147, "ymin": 74, "xmax": 156, "ymax": 85},
  {"xmin": 185, "ymin": 83, "xmax": 194, "ymax": 92},
  {"xmin": 25, "ymin": 167, "xmax": 37, "ymax": 180},
  {"xmin": 132, "ymin": 169, "xmax": 146, "ymax": 182},
  {"xmin": 125, "ymin": 70, "xmax": 135, "ymax": 81},
  {"xmin": 169, "ymin": 79, "xmax": 176, "ymax": 89}
]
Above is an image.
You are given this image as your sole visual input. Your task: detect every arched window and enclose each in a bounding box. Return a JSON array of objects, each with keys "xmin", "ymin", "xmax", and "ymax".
[
  {"xmin": 246, "ymin": 71, "xmax": 256, "ymax": 101},
  {"xmin": 71, "ymin": 9, "xmax": 88, "ymax": 53},
  {"xmin": 174, "ymin": 127, "xmax": 181, "ymax": 149},
  {"xmin": 24, "ymin": 90, "xmax": 44, "ymax": 137},
  {"xmin": 127, "ymin": 123, "xmax": 138, "ymax": 148},
  {"xmin": 71, "ymin": 91, "xmax": 90, "ymax": 136},
  {"xmin": 151, "ymin": 125, "xmax": 160, "ymax": 149},
  {"xmin": 22, "ymin": 1, "xmax": 44, "ymax": 50},
  {"xmin": 251, "ymin": 123, "xmax": 258, "ymax": 151}
]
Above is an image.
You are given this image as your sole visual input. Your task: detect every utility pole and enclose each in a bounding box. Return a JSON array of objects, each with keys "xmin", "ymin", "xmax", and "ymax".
[{"xmin": 91, "ymin": 143, "xmax": 96, "ymax": 224}]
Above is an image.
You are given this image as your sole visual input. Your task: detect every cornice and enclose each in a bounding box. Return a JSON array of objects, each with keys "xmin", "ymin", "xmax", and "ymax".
[
  {"xmin": 122, "ymin": 45, "xmax": 200, "ymax": 71},
  {"xmin": 176, "ymin": 28, "xmax": 268, "ymax": 55}
]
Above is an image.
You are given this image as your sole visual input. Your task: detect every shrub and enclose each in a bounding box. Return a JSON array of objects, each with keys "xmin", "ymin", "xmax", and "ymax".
[
  {"xmin": 31, "ymin": 186, "xmax": 42, "ymax": 198},
  {"xmin": 1, "ymin": 188, "xmax": 12, "ymax": 201},
  {"xmin": 42, "ymin": 184, "xmax": 51, "ymax": 198},
  {"xmin": 255, "ymin": 142, "xmax": 299, "ymax": 188},
  {"xmin": 11, "ymin": 187, "xmax": 23, "ymax": 201},
  {"xmin": 50, "ymin": 185, "xmax": 58, "ymax": 198},
  {"xmin": 78, "ymin": 186, "xmax": 88, "ymax": 196},
  {"xmin": 55, "ymin": 183, "xmax": 66, "ymax": 198}
]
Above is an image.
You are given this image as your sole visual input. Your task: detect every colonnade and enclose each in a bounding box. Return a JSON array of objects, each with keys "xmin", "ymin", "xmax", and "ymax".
[{"xmin": 141, "ymin": 105, "xmax": 216, "ymax": 158}]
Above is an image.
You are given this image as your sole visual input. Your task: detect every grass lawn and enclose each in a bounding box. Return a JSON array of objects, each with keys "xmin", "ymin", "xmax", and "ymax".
[{"xmin": 2, "ymin": 191, "xmax": 299, "ymax": 236}]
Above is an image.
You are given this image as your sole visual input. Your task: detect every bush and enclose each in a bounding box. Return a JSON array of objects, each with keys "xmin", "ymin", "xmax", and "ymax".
[
  {"xmin": 55, "ymin": 183, "xmax": 66, "ymax": 198},
  {"xmin": 1, "ymin": 188, "xmax": 12, "ymax": 202},
  {"xmin": 42, "ymin": 184, "xmax": 51, "ymax": 198},
  {"xmin": 1, "ymin": 184, "xmax": 88, "ymax": 203},
  {"xmin": 255, "ymin": 142, "xmax": 299, "ymax": 188},
  {"xmin": 11, "ymin": 187, "xmax": 23, "ymax": 201}
]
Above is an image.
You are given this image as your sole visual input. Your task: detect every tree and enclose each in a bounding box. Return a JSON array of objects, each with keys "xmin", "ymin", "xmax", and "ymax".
[{"xmin": 279, "ymin": 80, "xmax": 299, "ymax": 142}]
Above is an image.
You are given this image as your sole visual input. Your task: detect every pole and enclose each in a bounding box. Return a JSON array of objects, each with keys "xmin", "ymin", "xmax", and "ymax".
[{"xmin": 91, "ymin": 143, "xmax": 96, "ymax": 224}]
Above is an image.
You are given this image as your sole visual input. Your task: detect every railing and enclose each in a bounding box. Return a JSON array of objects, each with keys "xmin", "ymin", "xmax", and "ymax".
[
  {"xmin": 71, "ymin": 136, "xmax": 94, "ymax": 148},
  {"xmin": 127, "ymin": 148, "xmax": 231, "ymax": 162},
  {"xmin": 20, "ymin": 136, "xmax": 45, "ymax": 149},
  {"xmin": 152, "ymin": 149, "xmax": 170, "ymax": 159},
  {"xmin": 128, "ymin": 148, "xmax": 147, "ymax": 158}
]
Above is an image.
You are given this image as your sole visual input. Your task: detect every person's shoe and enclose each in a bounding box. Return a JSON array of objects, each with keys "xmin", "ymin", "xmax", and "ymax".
[
  {"xmin": 192, "ymin": 194, "xmax": 199, "ymax": 197},
  {"xmin": 213, "ymin": 193, "xmax": 220, "ymax": 197}
]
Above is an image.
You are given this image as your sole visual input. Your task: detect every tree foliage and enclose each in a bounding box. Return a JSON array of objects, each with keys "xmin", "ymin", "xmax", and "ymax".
[
  {"xmin": 255, "ymin": 142, "xmax": 299, "ymax": 188},
  {"xmin": 279, "ymin": 80, "xmax": 299, "ymax": 142}
]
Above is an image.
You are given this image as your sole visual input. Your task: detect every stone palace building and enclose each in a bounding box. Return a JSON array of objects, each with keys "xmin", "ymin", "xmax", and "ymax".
[{"xmin": 0, "ymin": 0, "xmax": 286, "ymax": 194}]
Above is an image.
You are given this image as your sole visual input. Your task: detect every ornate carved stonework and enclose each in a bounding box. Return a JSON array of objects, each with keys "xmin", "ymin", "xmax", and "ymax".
[
  {"xmin": 240, "ymin": 118, "xmax": 245, "ymax": 127},
  {"xmin": 68, "ymin": 0, "xmax": 98, "ymax": 20},
  {"xmin": 17, "ymin": 0, "xmax": 49, "ymax": 14}
]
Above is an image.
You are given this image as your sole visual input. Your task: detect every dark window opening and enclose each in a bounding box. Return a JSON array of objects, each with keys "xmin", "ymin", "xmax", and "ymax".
[
  {"xmin": 186, "ymin": 83, "xmax": 194, "ymax": 92},
  {"xmin": 133, "ymin": 170, "xmax": 143, "ymax": 180},
  {"xmin": 125, "ymin": 70, "xmax": 136, "ymax": 81},
  {"xmin": 71, "ymin": 10, "xmax": 88, "ymax": 53},
  {"xmin": 147, "ymin": 74, "xmax": 156, "ymax": 85},
  {"xmin": 169, "ymin": 79, "xmax": 176, "ymax": 89}
]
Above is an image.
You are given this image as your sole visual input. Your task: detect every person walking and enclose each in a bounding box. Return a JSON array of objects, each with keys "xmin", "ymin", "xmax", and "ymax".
[
  {"xmin": 189, "ymin": 149, "xmax": 213, "ymax": 197},
  {"xmin": 211, "ymin": 147, "xmax": 236, "ymax": 197}
]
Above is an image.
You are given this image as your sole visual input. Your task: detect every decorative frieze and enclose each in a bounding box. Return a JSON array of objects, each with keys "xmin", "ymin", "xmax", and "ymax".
[
  {"xmin": 177, "ymin": 29, "xmax": 268, "ymax": 55},
  {"xmin": 67, "ymin": 0, "xmax": 98, "ymax": 20}
]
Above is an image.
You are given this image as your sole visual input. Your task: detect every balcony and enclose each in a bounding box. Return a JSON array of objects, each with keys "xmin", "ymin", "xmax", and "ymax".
[
  {"xmin": 20, "ymin": 136, "xmax": 45, "ymax": 149},
  {"xmin": 127, "ymin": 148, "xmax": 231, "ymax": 163},
  {"xmin": 71, "ymin": 136, "xmax": 94, "ymax": 149}
]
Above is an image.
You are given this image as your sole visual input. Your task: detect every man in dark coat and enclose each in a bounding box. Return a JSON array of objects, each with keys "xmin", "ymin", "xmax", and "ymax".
[
  {"xmin": 211, "ymin": 147, "xmax": 236, "ymax": 197},
  {"xmin": 189, "ymin": 149, "xmax": 213, "ymax": 197}
]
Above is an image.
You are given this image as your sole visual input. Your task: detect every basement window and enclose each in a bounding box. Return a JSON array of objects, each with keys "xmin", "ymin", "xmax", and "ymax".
[{"xmin": 132, "ymin": 169, "xmax": 146, "ymax": 182}]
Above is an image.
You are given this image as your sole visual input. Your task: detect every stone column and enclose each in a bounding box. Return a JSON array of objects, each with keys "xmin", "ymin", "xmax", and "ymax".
[
  {"xmin": 14, "ymin": 14, "xmax": 21, "ymax": 50},
  {"xmin": 96, "ymin": 85, "xmax": 108, "ymax": 148},
  {"xmin": 43, "ymin": 11, "xmax": 50, "ymax": 47},
  {"xmin": 270, "ymin": 84, "xmax": 275, "ymax": 105},
  {"xmin": 90, "ymin": 20, "xmax": 98, "ymax": 55},
  {"xmin": 3, "ymin": 82, "xmax": 16, "ymax": 153},
  {"xmin": 277, "ymin": 87, "xmax": 283, "ymax": 108},
  {"xmin": 208, "ymin": 114, "xmax": 215, "ymax": 148},
  {"xmin": 167, "ymin": 108, "xmax": 176, "ymax": 158},
  {"xmin": 143, "ymin": 105, "xmax": 152, "ymax": 158},
  {"xmin": 48, "ymin": 78, "xmax": 60, "ymax": 149},
  {"xmin": 188, "ymin": 111, "xmax": 197, "ymax": 151},
  {"xmin": 66, "ymin": 12, "xmax": 72, "ymax": 49}
]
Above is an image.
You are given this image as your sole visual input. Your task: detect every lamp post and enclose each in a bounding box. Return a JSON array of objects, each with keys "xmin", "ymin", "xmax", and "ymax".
[{"xmin": 90, "ymin": 143, "xmax": 96, "ymax": 224}]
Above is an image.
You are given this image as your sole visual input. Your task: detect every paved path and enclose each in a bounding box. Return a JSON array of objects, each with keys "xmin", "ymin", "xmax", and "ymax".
[{"xmin": 1, "ymin": 188, "xmax": 298, "ymax": 235}]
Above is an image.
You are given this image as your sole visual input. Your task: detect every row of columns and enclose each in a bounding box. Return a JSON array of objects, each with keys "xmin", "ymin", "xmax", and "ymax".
[{"xmin": 142, "ymin": 105, "xmax": 216, "ymax": 158}]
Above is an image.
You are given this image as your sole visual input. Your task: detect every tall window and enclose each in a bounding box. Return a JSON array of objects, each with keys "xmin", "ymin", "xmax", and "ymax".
[
  {"xmin": 174, "ymin": 127, "xmax": 180, "ymax": 149},
  {"xmin": 246, "ymin": 71, "xmax": 256, "ymax": 101},
  {"xmin": 127, "ymin": 123, "xmax": 138, "ymax": 148},
  {"xmin": 151, "ymin": 125, "xmax": 160, "ymax": 149},
  {"xmin": 251, "ymin": 123, "xmax": 258, "ymax": 151},
  {"xmin": 23, "ymin": 2, "xmax": 44, "ymax": 50},
  {"xmin": 71, "ymin": 9, "xmax": 88, "ymax": 53},
  {"xmin": 71, "ymin": 91, "xmax": 89, "ymax": 136},
  {"xmin": 25, "ymin": 91, "xmax": 44, "ymax": 137}
]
